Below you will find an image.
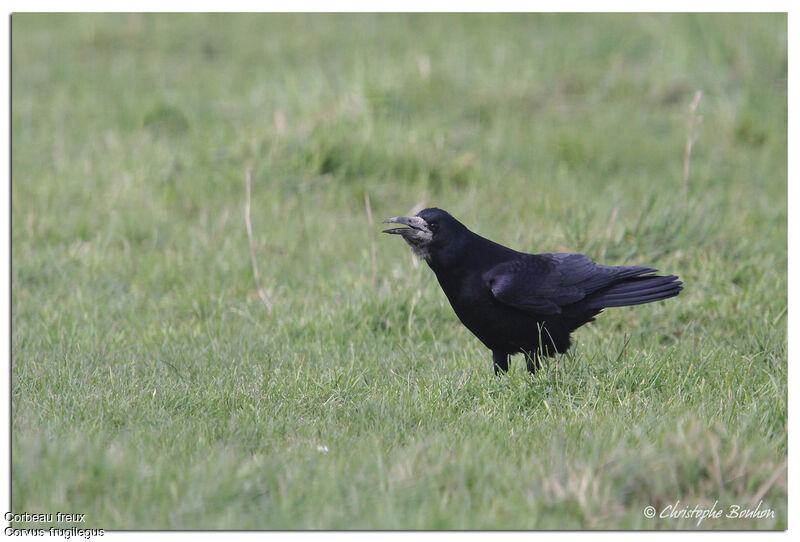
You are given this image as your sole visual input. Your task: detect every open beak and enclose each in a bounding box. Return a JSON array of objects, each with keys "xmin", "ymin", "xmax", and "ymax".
[{"xmin": 382, "ymin": 216, "xmax": 430, "ymax": 236}]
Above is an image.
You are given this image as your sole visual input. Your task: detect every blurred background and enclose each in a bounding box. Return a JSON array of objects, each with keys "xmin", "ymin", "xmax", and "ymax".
[{"xmin": 11, "ymin": 14, "xmax": 786, "ymax": 529}]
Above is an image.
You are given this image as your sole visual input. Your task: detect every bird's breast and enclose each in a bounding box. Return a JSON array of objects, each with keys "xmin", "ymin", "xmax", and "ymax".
[
  {"xmin": 432, "ymin": 265, "xmax": 556, "ymax": 354},
  {"xmin": 434, "ymin": 271, "xmax": 510, "ymax": 342}
]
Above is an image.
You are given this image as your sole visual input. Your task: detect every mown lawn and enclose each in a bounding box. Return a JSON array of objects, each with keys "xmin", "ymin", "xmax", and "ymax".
[{"xmin": 11, "ymin": 13, "xmax": 786, "ymax": 529}]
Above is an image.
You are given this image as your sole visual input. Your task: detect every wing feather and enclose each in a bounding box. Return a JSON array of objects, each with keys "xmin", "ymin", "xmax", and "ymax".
[{"xmin": 483, "ymin": 253, "xmax": 659, "ymax": 315}]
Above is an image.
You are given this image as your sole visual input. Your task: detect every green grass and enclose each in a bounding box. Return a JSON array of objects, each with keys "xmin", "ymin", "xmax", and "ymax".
[{"xmin": 11, "ymin": 13, "xmax": 786, "ymax": 530}]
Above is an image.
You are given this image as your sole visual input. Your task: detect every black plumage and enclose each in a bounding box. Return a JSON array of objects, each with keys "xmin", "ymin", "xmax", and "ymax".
[{"xmin": 383, "ymin": 208, "xmax": 682, "ymax": 374}]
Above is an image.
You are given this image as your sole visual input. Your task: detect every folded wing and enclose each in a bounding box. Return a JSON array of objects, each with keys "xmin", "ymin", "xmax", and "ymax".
[{"xmin": 483, "ymin": 253, "xmax": 681, "ymax": 315}]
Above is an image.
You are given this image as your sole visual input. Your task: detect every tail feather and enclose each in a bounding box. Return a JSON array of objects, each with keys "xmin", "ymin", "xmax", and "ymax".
[
  {"xmin": 600, "ymin": 276, "xmax": 680, "ymax": 301},
  {"xmin": 587, "ymin": 274, "xmax": 682, "ymax": 309},
  {"xmin": 596, "ymin": 274, "xmax": 677, "ymax": 295}
]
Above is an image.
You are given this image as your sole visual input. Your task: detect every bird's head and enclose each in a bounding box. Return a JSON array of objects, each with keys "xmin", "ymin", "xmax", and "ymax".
[{"xmin": 382, "ymin": 207, "xmax": 466, "ymax": 262}]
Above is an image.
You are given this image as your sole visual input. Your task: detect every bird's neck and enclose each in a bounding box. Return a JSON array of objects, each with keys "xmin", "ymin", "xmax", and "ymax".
[{"xmin": 426, "ymin": 231, "xmax": 515, "ymax": 277}]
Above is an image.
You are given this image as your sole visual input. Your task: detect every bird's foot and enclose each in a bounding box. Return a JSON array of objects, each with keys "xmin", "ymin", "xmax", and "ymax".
[{"xmin": 492, "ymin": 351, "xmax": 509, "ymax": 375}]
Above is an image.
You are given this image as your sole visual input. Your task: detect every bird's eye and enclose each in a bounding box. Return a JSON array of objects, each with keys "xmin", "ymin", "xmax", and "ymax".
[{"xmin": 428, "ymin": 222, "xmax": 439, "ymax": 232}]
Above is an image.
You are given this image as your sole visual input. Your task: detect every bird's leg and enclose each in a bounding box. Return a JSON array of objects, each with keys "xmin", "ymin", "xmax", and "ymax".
[
  {"xmin": 523, "ymin": 349, "xmax": 542, "ymax": 375},
  {"xmin": 492, "ymin": 351, "xmax": 509, "ymax": 375}
]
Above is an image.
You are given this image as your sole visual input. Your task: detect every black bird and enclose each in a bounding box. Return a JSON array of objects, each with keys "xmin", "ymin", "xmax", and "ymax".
[{"xmin": 383, "ymin": 208, "xmax": 682, "ymax": 374}]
